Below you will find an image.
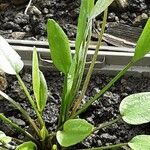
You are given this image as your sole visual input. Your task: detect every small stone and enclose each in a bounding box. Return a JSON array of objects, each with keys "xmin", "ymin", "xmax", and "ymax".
[
  {"xmin": 0, "ymin": 70, "xmax": 7, "ymax": 91},
  {"xmin": 12, "ymin": 32, "xmax": 26, "ymax": 39},
  {"xmin": 28, "ymin": 6, "xmax": 42, "ymax": 16},
  {"xmin": 43, "ymin": 8, "xmax": 49, "ymax": 14},
  {"xmin": 3, "ymin": 22, "xmax": 20, "ymax": 31},
  {"xmin": 108, "ymin": 12, "xmax": 116, "ymax": 22},
  {"xmin": 14, "ymin": 13, "xmax": 29, "ymax": 25},
  {"xmin": 9, "ymin": 116, "xmax": 26, "ymax": 126},
  {"xmin": 133, "ymin": 13, "xmax": 148, "ymax": 27}
]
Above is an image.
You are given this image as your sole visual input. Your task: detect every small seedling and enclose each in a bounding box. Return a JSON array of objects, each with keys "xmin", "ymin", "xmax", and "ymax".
[{"xmin": 0, "ymin": 0, "xmax": 150, "ymax": 150}]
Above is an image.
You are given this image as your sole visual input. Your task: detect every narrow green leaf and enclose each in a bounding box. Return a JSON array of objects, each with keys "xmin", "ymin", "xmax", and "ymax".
[
  {"xmin": 16, "ymin": 141, "xmax": 37, "ymax": 150},
  {"xmin": 119, "ymin": 92, "xmax": 150, "ymax": 125},
  {"xmin": 56, "ymin": 119, "xmax": 94, "ymax": 147},
  {"xmin": 89, "ymin": 0, "xmax": 114, "ymax": 20},
  {"xmin": 47, "ymin": 19, "xmax": 72, "ymax": 74},
  {"xmin": 75, "ymin": 0, "xmax": 94, "ymax": 53},
  {"xmin": 0, "ymin": 36, "xmax": 24, "ymax": 75},
  {"xmin": 128, "ymin": 135, "xmax": 150, "ymax": 150},
  {"xmin": 133, "ymin": 18, "xmax": 150, "ymax": 62},
  {"xmin": 39, "ymin": 71, "xmax": 48, "ymax": 112},
  {"xmin": 32, "ymin": 47, "xmax": 40, "ymax": 106},
  {"xmin": 32, "ymin": 48, "xmax": 48, "ymax": 112},
  {"xmin": 0, "ymin": 131, "xmax": 11, "ymax": 145}
]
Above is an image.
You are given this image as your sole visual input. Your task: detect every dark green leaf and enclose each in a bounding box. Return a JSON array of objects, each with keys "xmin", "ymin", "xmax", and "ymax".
[
  {"xmin": 119, "ymin": 92, "xmax": 150, "ymax": 125},
  {"xmin": 128, "ymin": 135, "xmax": 150, "ymax": 150},
  {"xmin": 47, "ymin": 19, "xmax": 72, "ymax": 74},
  {"xmin": 133, "ymin": 18, "xmax": 150, "ymax": 62},
  {"xmin": 16, "ymin": 141, "xmax": 37, "ymax": 150},
  {"xmin": 0, "ymin": 36, "xmax": 24, "ymax": 75},
  {"xmin": 89, "ymin": 0, "xmax": 114, "ymax": 20},
  {"xmin": 56, "ymin": 119, "xmax": 94, "ymax": 147}
]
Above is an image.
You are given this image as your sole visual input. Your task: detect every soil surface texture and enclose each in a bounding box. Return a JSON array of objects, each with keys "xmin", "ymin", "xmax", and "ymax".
[
  {"xmin": 0, "ymin": 68, "xmax": 150, "ymax": 149},
  {"xmin": 0, "ymin": 0, "xmax": 150, "ymax": 41}
]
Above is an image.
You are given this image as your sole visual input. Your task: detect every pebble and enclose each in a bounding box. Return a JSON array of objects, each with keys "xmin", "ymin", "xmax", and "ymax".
[
  {"xmin": 9, "ymin": 116, "xmax": 26, "ymax": 126},
  {"xmin": 14, "ymin": 13, "xmax": 29, "ymax": 25},
  {"xmin": 12, "ymin": 32, "xmax": 26, "ymax": 39},
  {"xmin": 0, "ymin": 70, "xmax": 7, "ymax": 91},
  {"xmin": 133, "ymin": 13, "xmax": 148, "ymax": 27},
  {"xmin": 3, "ymin": 22, "xmax": 21, "ymax": 31}
]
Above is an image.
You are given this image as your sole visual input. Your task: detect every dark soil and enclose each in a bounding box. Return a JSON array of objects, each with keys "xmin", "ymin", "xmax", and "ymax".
[
  {"xmin": 0, "ymin": 0, "xmax": 150, "ymax": 40},
  {"xmin": 0, "ymin": 68, "xmax": 150, "ymax": 149}
]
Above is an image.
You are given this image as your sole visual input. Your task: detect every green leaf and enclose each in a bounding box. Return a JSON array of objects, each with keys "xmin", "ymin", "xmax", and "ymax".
[
  {"xmin": 39, "ymin": 71, "xmax": 48, "ymax": 112},
  {"xmin": 133, "ymin": 18, "xmax": 150, "ymax": 62},
  {"xmin": 119, "ymin": 92, "xmax": 150, "ymax": 125},
  {"xmin": 16, "ymin": 141, "xmax": 37, "ymax": 150},
  {"xmin": 0, "ymin": 36, "xmax": 24, "ymax": 75},
  {"xmin": 89, "ymin": 0, "xmax": 114, "ymax": 20},
  {"xmin": 32, "ymin": 47, "xmax": 40, "ymax": 106},
  {"xmin": 0, "ymin": 131, "xmax": 11, "ymax": 145},
  {"xmin": 128, "ymin": 135, "xmax": 150, "ymax": 150},
  {"xmin": 75, "ymin": 0, "xmax": 94, "ymax": 53},
  {"xmin": 40, "ymin": 126, "xmax": 48, "ymax": 141},
  {"xmin": 47, "ymin": 19, "xmax": 72, "ymax": 74},
  {"xmin": 32, "ymin": 48, "xmax": 48, "ymax": 112},
  {"xmin": 56, "ymin": 119, "xmax": 94, "ymax": 147}
]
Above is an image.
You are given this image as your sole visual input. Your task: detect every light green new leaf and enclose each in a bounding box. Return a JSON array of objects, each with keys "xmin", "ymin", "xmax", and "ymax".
[
  {"xmin": 89, "ymin": 0, "xmax": 114, "ymax": 20},
  {"xmin": 16, "ymin": 141, "xmax": 37, "ymax": 150},
  {"xmin": 32, "ymin": 48, "xmax": 48, "ymax": 112},
  {"xmin": 40, "ymin": 126, "xmax": 48, "ymax": 141},
  {"xmin": 119, "ymin": 92, "xmax": 150, "ymax": 125},
  {"xmin": 75, "ymin": 0, "xmax": 94, "ymax": 52},
  {"xmin": 0, "ymin": 131, "xmax": 11, "ymax": 145},
  {"xmin": 39, "ymin": 71, "xmax": 48, "ymax": 112},
  {"xmin": 128, "ymin": 135, "xmax": 150, "ymax": 150},
  {"xmin": 47, "ymin": 19, "xmax": 72, "ymax": 74},
  {"xmin": 32, "ymin": 47, "xmax": 40, "ymax": 106},
  {"xmin": 56, "ymin": 119, "xmax": 94, "ymax": 147},
  {"xmin": 133, "ymin": 18, "xmax": 150, "ymax": 62},
  {"xmin": 0, "ymin": 36, "xmax": 24, "ymax": 75}
]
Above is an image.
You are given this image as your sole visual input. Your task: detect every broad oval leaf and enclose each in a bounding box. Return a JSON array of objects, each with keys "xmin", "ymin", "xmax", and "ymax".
[
  {"xmin": 133, "ymin": 18, "xmax": 150, "ymax": 62},
  {"xmin": 47, "ymin": 19, "xmax": 72, "ymax": 74},
  {"xmin": 119, "ymin": 92, "xmax": 150, "ymax": 125},
  {"xmin": 0, "ymin": 36, "xmax": 24, "ymax": 74},
  {"xmin": 32, "ymin": 48, "xmax": 48, "ymax": 112},
  {"xmin": 89, "ymin": 0, "xmax": 114, "ymax": 20},
  {"xmin": 128, "ymin": 135, "xmax": 150, "ymax": 150},
  {"xmin": 16, "ymin": 141, "xmax": 37, "ymax": 150},
  {"xmin": 56, "ymin": 119, "xmax": 94, "ymax": 147},
  {"xmin": 0, "ymin": 131, "xmax": 11, "ymax": 145}
]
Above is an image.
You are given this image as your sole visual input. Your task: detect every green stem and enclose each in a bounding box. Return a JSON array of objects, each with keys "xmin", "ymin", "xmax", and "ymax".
[
  {"xmin": 16, "ymin": 74, "xmax": 45, "ymax": 128},
  {"xmin": 0, "ymin": 90, "xmax": 39, "ymax": 136},
  {"xmin": 58, "ymin": 75, "xmax": 68, "ymax": 127},
  {"xmin": 71, "ymin": 60, "xmax": 134, "ymax": 118},
  {"xmin": 78, "ymin": 143, "xmax": 128, "ymax": 150},
  {"xmin": 93, "ymin": 116, "xmax": 121, "ymax": 132},
  {"xmin": 71, "ymin": 8, "xmax": 108, "ymax": 115},
  {"xmin": 0, "ymin": 113, "xmax": 38, "ymax": 145}
]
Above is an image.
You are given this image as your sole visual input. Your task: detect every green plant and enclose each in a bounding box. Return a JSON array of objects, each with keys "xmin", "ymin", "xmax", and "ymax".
[{"xmin": 0, "ymin": 0, "xmax": 150, "ymax": 149}]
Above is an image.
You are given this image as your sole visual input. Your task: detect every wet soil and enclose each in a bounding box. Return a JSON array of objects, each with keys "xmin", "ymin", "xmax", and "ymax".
[
  {"xmin": 0, "ymin": 68, "xmax": 150, "ymax": 149},
  {"xmin": 0, "ymin": 0, "xmax": 150, "ymax": 40}
]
